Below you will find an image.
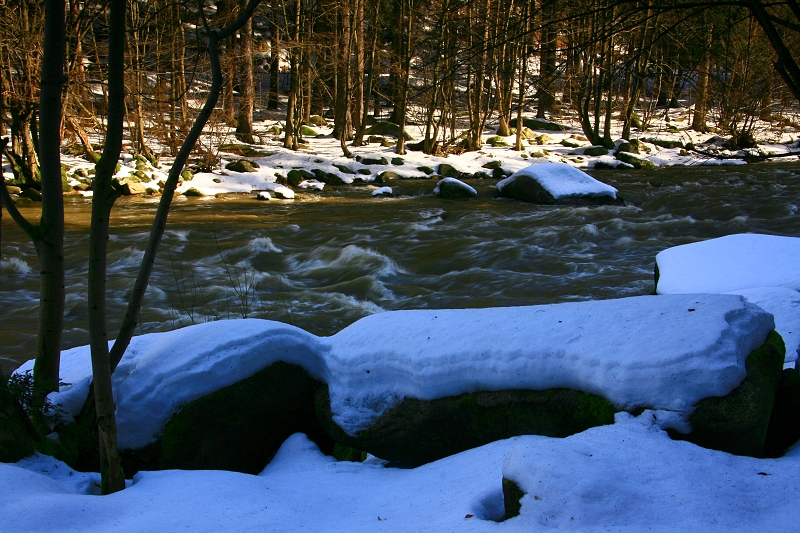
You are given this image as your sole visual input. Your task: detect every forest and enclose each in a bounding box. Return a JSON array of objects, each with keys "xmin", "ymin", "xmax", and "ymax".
[{"xmin": 2, "ymin": 0, "xmax": 799, "ymax": 189}]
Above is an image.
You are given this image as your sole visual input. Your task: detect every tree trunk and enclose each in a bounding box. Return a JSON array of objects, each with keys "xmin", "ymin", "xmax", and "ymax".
[{"xmin": 235, "ymin": 0, "xmax": 255, "ymax": 143}]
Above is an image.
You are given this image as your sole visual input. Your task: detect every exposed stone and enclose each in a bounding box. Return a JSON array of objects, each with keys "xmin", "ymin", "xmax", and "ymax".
[
  {"xmin": 376, "ymin": 171, "xmax": 401, "ymax": 183},
  {"xmin": 498, "ymin": 174, "xmax": 622, "ymax": 206},
  {"xmin": 367, "ymin": 135, "xmax": 385, "ymax": 144},
  {"xmin": 486, "ymin": 136, "xmax": 509, "ymax": 147},
  {"xmin": 181, "ymin": 170, "xmax": 194, "ymax": 181},
  {"xmin": 616, "ymin": 141, "xmax": 639, "ymax": 154},
  {"xmin": 681, "ymin": 330, "xmax": 785, "ymax": 457},
  {"xmin": 333, "ymin": 164, "xmax": 355, "ymax": 174},
  {"xmin": 561, "ymin": 138, "xmax": 583, "ymax": 148},
  {"xmin": 645, "ymin": 138, "xmax": 684, "ymax": 149},
  {"xmin": 502, "ymin": 478, "xmax": 525, "ymax": 520},
  {"xmin": 122, "ymin": 362, "xmax": 334, "ymax": 475},
  {"xmin": 183, "ymin": 187, "xmax": 205, "ymax": 197},
  {"xmin": 417, "ymin": 166, "xmax": 435, "ymax": 175},
  {"xmin": 361, "ymin": 157, "xmax": 389, "ymax": 166},
  {"xmin": 391, "ymin": 157, "xmax": 404, "ymax": 166},
  {"xmin": 225, "ymin": 159, "xmax": 259, "ymax": 173},
  {"xmin": 19, "ymin": 188, "xmax": 42, "ymax": 201},
  {"xmin": 536, "ymin": 134, "xmax": 552, "ymax": 144},
  {"xmin": 435, "ymin": 178, "xmax": 478, "ymax": 199},
  {"xmin": 509, "ymin": 117, "xmax": 567, "ymax": 131},
  {"xmin": 287, "ymin": 169, "xmax": 314, "ymax": 188},
  {"xmin": 307, "ymin": 115, "xmax": 328, "ymax": 127},
  {"xmin": 380, "ymin": 139, "xmax": 396, "ymax": 147},
  {"xmin": 356, "ymin": 168, "xmax": 372, "ymax": 175},
  {"xmin": 437, "ymin": 163, "xmax": 462, "ymax": 179},
  {"xmin": 311, "ymin": 169, "xmax": 344, "ymax": 185},
  {"xmin": 315, "ymin": 387, "xmax": 615, "ymax": 466},
  {"xmin": 616, "ymin": 151, "xmax": 656, "ymax": 169},
  {"xmin": 299, "ymin": 125, "xmax": 319, "ymax": 137},
  {"xmin": 364, "ymin": 121, "xmax": 413, "ymax": 140},
  {"xmin": 256, "ymin": 191, "xmax": 271, "ymax": 201},
  {"xmin": 492, "ymin": 167, "xmax": 507, "ymax": 179},
  {"xmin": 5, "ymin": 185, "xmax": 22, "ymax": 195},
  {"xmin": 584, "ymin": 146, "xmax": 609, "ymax": 156}
]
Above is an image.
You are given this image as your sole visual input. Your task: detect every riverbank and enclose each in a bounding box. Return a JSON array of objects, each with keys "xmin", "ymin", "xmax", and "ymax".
[{"xmin": 41, "ymin": 111, "xmax": 800, "ymax": 201}]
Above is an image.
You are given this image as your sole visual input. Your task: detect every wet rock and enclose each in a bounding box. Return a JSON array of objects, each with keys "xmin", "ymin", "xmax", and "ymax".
[
  {"xmin": 498, "ymin": 173, "xmax": 621, "ymax": 206},
  {"xmin": 287, "ymin": 169, "xmax": 314, "ymax": 188},
  {"xmin": 434, "ymin": 177, "xmax": 477, "ymax": 199},
  {"xmin": 376, "ymin": 171, "xmax": 401, "ymax": 183},
  {"xmin": 437, "ymin": 163, "xmax": 462, "ymax": 179},
  {"xmin": 273, "ymin": 186, "xmax": 295, "ymax": 199},
  {"xmin": 372, "ymin": 186, "xmax": 393, "ymax": 197},
  {"xmin": 256, "ymin": 191, "xmax": 271, "ymax": 201},
  {"xmin": 183, "ymin": 187, "xmax": 204, "ymax": 197},
  {"xmin": 312, "ymin": 169, "xmax": 344, "ymax": 185}
]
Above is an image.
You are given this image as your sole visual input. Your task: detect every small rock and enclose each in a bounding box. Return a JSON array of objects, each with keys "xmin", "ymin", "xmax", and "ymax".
[
  {"xmin": 256, "ymin": 191, "xmax": 271, "ymax": 201},
  {"xmin": 183, "ymin": 187, "xmax": 205, "ymax": 197},
  {"xmin": 434, "ymin": 177, "xmax": 478, "ymax": 199},
  {"xmin": 372, "ymin": 187, "xmax": 393, "ymax": 197},
  {"xmin": 273, "ymin": 186, "xmax": 295, "ymax": 199}
]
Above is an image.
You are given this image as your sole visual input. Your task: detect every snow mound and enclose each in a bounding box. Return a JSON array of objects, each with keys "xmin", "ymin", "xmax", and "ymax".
[
  {"xmin": 502, "ymin": 412, "xmax": 800, "ymax": 531},
  {"xmin": 656, "ymin": 233, "xmax": 800, "ymax": 294},
  {"xmin": 498, "ymin": 162, "xmax": 617, "ymax": 199},
  {"xmin": 22, "ymin": 294, "xmax": 772, "ymax": 448}
]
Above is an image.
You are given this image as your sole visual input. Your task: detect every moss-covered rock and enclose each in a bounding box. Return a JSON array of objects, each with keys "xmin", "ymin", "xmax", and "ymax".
[
  {"xmin": 364, "ymin": 121, "xmax": 413, "ymax": 140},
  {"xmin": 312, "ymin": 169, "xmax": 344, "ymax": 185},
  {"xmin": 417, "ymin": 166, "xmax": 435, "ymax": 175},
  {"xmin": 616, "ymin": 141, "xmax": 639, "ymax": 154},
  {"xmin": 487, "ymin": 135, "xmax": 509, "ymax": 147},
  {"xmin": 315, "ymin": 386, "xmax": 615, "ymax": 466},
  {"xmin": 437, "ymin": 163, "xmax": 462, "ymax": 179},
  {"xmin": 299, "ymin": 125, "xmax": 319, "ymax": 137},
  {"xmin": 644, "ymin": 138, "xmax": 683, "ymax": 149},
  {"xmin": 481, "ymin": 160, "xmax": 503, "ymax": 170},
  {"xmin": 391, "ymin": 157, "xmax": 404, "ymax": 166},
  {"xmin": 361, "ymin": 157, "xmax": 388, "ymax": 166},
  {"xmin": 376, "ymin": 171, "xmax": 401, "ymax": 183},
  {"xmin": 122, "ymin": 362, "xmax": 334, "ymax": 475},
  {"xmin": 683, "ymin": 330, "xmax": 785, "ymax": 457},
  {"xmin": 333, "ymin": 164, "xmax": 355, "ymax": 174},
  {"xmin": 509, "ymin": 117, "xmax": 567, "ymax": 131},
  {"xmin": 225, "ymin": 159, "xmax": 259, "ymax": 173},
  {"xmin": 584, "ymin": 146, "xmax": 609, "ymax": 156},
  {"xmin": 183, "ymin": 187, "xmax": 205, "ymax": 197},
  {"xmin": 615, "ymin": 151, "xmax": 656, "ymax": 169},
  {"xmin": 561, "ymin": 138, "xmax": 583, "ymax": 148},
  {"xmin": 287, "ymin": 169, "xmax": 315, "ymax": 187},
  {"xmin": 181, "ymin": 170, "xmax": 194, "ymax": 182},
  {"xmin": 219, "ymin": 144, "xmax": 271, "ymax": 157},
  {"xmin": 307, "ymin": 115, "xmax": 328, "ymax": 127},
  {"xmin": 19, "ymin": 188, "xmax": 42, "ymax": 201}
]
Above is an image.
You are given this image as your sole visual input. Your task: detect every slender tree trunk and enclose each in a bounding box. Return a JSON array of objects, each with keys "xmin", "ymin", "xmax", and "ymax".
[{"xmin": 235, "ymin": 0, "xmax": 255, "ymax": 143}]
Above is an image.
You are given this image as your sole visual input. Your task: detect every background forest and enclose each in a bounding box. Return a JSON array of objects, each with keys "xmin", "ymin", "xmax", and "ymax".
[{"xmin": 2, "ymin": 0, "xmax": 800, "ymax": 188}]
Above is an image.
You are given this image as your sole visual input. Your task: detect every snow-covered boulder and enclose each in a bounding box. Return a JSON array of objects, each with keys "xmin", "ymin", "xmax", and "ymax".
[
  {"xmin": 273, "ymin": 186, "xmax": 295, "ymax": 199},
  {"xmin": 25, "ymin": 294, "xmax": 780, "ymax": 472},
  {"xmin": 497, "ymin": 163, "xmax": 621, "ymax": 205},
  {"xmin": 656, "ymin": 233, "xmax": 800, "ymax": 368},
  {"xmin": 372, "ymin": 187, "xmax": 393, "ymax": 197},
  {"xmin": 256, "ymin": 191, "xmax": 271, "ymax": 201},
  {"xmin": 656, "ymin": 234, "xmax": 800, "ymax": 294},
  {"xmin": 433, "ymin": 177, "xmax": 477, "ymax": 199}
]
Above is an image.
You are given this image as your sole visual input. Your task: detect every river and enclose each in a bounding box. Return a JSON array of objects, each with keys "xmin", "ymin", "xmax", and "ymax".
[{"xmin": 2, "ymin": 163, "xmax": 800, "ymax": 374}]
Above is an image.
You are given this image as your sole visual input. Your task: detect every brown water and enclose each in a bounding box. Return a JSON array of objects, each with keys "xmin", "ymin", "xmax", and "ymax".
[{"xmin": 2, "ymin": 163, "xmax": 800, "ymax": 374}]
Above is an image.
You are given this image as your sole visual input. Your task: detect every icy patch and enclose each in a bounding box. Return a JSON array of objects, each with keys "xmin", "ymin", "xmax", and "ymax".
[{"xmin": 498, "ymin": 162, "xmax": 618, "ymax": 199}]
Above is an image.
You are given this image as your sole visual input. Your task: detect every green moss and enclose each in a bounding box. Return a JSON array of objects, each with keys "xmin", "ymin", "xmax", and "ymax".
[
  {"xmin": 686, "ymin": 331, "xmax": 785, "ymax": 457},
  {"xmin": 299, "ymin": 125, "xmax": 319, "ymax": 137},
  {"xmin": 156, "ymin": 362, "xmax": 333, "ymax": 474},
  {"xmin": 315, "ymin": 386, "xmax": 615, "ymax": 466},
  {"xmin": 180, "ymin": 170, "xmax": 194, "ymax": 181},
  {"xmin": 333, "ymin": 443, "xmax": 367, "ymax": 462},
  {"xmin": 183, "ymin": 187, "xmax": 205, "ymax": 197}
]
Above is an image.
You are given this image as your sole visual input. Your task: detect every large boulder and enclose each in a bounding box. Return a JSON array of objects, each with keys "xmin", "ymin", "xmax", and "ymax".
[
  {"xmin": 225, "ymin": 159, "xmax": 260, "ymax": 173},
  {"xmin": 498, "ymin": 163, "xmax": 622, "ymax": 205},
  {"xmin": 677, "ymin": 330, "xmax": 785, "ymax": 456},
  {"xmin": 315, "ymin": 386, "xmax": 615, "ymax": 466},
  {"xmin": 616, "ymin": 151, "xmax": 656, "ymax": 169},
  {"xmin": 287, "ymin": 169, "xmax": 315, "ymax": 188},
  {"xmin": 509, "ymin": 117, "xmax": 567, "ymax": 131},
  {"xmin": 764, "ymin": 368, "xmax": 800, "ymax": 457},
  {"xmin": 123, "ymin": 362, "xmax": 334, "ymax": 474}
]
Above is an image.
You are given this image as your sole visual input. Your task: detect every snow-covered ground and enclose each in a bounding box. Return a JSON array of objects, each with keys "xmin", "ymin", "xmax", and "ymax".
[
  {"xmin": 15, "ymin": 108, "xmax": 796, "ymax": 200},
  {"xmin": 3, "ymin": 278, "xmax": 797, "ymax": 531}
]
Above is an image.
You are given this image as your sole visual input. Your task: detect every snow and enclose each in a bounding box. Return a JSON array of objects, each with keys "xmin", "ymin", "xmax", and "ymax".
[
  {"xmin": 656, "ymin": 234, "xmax": 800, "ymax": 294},
  {"xmin": 15, "ymin": 293, "xmax": 773, "ymax": 448},
  {"xmin": 372, "ymin": 186, "xmax": 393, "ymax": 196},
  {"xmin": 656, "ymin": 233, "xmax": 800, "ymax": 367},
  {"xmin": 497, "ymin": 163, "xmax": 618, "ymax": 199},
  {"xmin": 3, "ymin": 416, "xmax": 800, "ymax": 533}
]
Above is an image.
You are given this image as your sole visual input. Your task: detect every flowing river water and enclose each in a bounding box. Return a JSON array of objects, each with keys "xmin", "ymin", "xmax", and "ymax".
[{"xmin": 2, "ymin": 163, "xmax": 800, "ymax": 374}]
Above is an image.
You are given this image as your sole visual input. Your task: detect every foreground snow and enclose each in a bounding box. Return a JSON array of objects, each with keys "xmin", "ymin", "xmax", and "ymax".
[
  {"xmin": 16, "ymin": 294, "xmax": 772, "ymax": 448},
  {"xmin": 3, "ymin": 413, "xmax": 799, "ymax": 533}
]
